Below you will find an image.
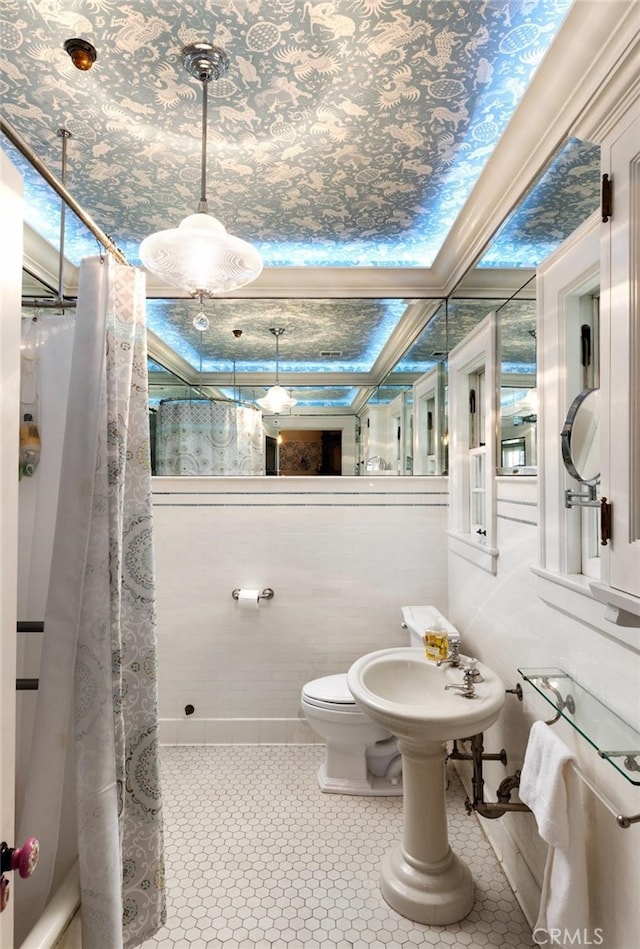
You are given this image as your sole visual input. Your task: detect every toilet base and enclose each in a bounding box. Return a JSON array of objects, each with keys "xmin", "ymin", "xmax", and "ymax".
[{"xmin": 317, "ymin": 762, "xmax": 403, "ymax": 796}]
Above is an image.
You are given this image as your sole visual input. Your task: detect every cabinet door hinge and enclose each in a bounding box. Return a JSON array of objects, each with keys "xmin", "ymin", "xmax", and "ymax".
[
  {"xmin": 601, "ymin": 173, "xmax": 612, "ymax": 223},
  {"xmin": 600, "ymin": 496, "xmax": 612, "ymax": 546}
]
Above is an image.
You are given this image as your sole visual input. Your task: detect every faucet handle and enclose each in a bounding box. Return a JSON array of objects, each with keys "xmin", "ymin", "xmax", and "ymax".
[
  {"xmin": 463, "ymin": 658, "xmax": 484, "ymax": 682},
  {"xmin": 447, "ymin": 632, "xmax": 461, "ymax": 660}
]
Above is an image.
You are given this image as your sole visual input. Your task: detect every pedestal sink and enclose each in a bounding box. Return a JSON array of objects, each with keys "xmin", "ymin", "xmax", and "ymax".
[{"xmin": 347, "ymin": 647, "xmax": 505, "ymax": 925}]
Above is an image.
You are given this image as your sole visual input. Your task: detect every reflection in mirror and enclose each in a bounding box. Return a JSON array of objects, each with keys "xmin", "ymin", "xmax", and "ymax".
[
  {"xmin": 413, "ymin": 362, "xmax": 448, "ymax": 475},
  {"xmin": 146, "ymin": 296, "xmax": 416, "ymax": 477},
  {"xmin": 475, "ymin": 137, "xmax": 601, "ymax": 269},
  {"xmin": 372, "ymin": 294, "xmax": 539, "ymax": 476},
  {"xmin": 497, "ymin": 292, "xmax": 537, "ymax": 474},
  {"xmin": 358, "ymin": 386, "xmax": 413, "ymax": 476},
  {"xmin": 17, "ymin": 125, "xmax": 603, "ymax": 479},
  {"xmin": 380, "ymin": 300, "xmax": 448, "ymax": 475}
]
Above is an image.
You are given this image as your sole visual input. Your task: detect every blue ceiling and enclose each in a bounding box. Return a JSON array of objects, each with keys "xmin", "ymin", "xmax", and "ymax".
[
  {"xmin": 6, "ymin": 1, "xmax": 602, "ymax": 408},
  {"xmin": 5, "ymin": 0, "xmax": 589, "ymax": 269}
]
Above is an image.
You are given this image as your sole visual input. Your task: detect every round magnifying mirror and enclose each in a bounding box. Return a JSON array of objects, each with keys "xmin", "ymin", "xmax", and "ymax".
[{"xmin": 561, "ymin": 388, "xmax": 600, "ymax": 484}]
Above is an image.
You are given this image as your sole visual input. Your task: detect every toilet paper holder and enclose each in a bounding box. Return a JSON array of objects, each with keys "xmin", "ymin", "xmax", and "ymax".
[{"xmin": 232, "ymin": 588, "xmax": 274, "ymax": 601}]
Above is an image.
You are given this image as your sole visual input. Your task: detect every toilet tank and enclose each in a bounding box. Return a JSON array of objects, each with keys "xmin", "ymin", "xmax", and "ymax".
[{"xmin": 401, "ymin": 605, "xmax": 460, "ymax": 646}]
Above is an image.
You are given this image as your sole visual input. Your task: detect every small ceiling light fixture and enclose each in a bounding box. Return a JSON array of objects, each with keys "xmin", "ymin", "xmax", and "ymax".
[
  {"xmin": 64, "ymin": 38, "xmax": 97, "ymax": 71},
  {"xmin": 139, "ymin": 41, "xmax": 263, "ymax": 296},
  {"xmin": 257, "ymin": 328, "xmax": 297, "ymax": 414}
]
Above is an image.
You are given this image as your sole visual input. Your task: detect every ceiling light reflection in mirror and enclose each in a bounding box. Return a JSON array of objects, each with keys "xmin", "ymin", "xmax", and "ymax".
[{"xmin": 146, "ymin": 298, "xmax": 409, "ymax": 374}]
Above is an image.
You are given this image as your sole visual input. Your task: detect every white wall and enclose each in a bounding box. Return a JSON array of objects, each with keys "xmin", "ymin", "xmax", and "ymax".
[
  {"xmin": 1, "ymin": 145, "xmax": 22, "ymax": 949},
  {"xmin": 15, "ymin": 315, "xmax": 79, "ymax": 933},
  {"xmin": 448, "ymin": 475, "xmax": 640, "ymax": 947},
  {"xmin": 152, "ymin": 475, "xmax": 448, "ymax": 743}
]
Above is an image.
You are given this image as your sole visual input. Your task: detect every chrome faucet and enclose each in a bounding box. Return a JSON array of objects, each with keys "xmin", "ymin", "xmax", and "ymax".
[
  {"xmin": 436, "ymin": 632, "xmax": 461, "ymax": 668},
  {"xmin": 444, "ymin": 664, "xmax": 478, "ymax": 699}
]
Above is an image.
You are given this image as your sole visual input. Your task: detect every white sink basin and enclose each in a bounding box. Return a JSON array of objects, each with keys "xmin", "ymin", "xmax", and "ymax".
[
  {"xmin": 347, "ymin": 646, "xmax": 506, "ymax": 924},
  {"xmin": 347, "ymin": 647, "xmax": 505, "ymax": 744}
]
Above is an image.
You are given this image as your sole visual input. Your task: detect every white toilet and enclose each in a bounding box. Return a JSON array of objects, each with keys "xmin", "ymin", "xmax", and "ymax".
[
  {"xmin": 301, "ymin": 672, "xmax": 403, "ymax": 795},
  {"xmin": 301, "ymin": 606, "xmax": 457, "ymax": 796}
]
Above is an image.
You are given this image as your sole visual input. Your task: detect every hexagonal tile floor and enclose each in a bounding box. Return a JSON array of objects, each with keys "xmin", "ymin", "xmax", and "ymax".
[{"xmin": 140, "ymin": 744, "xmax": 534, "ymax": 948}]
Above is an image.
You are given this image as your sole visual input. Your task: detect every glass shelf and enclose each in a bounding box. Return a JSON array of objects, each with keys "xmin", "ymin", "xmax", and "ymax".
[{"xmin": 518, "ymin": 667, "xmax": 640, "ymax": 786}]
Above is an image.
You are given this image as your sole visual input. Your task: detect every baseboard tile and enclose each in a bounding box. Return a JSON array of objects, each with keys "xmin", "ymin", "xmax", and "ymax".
[{"xmin": 160, "ymin": 717, "xmax": 319, "ymax": 746}]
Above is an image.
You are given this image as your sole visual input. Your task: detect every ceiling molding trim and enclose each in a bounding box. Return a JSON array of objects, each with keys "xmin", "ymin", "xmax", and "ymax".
[
  {"xmin": 454, "ymin": 268, "xmax": 536, "ymax": 298},
  {"xmin": 353, "ymin": 387, "xmax": 379, "ymax": 416},
  {"xmin": 146, "ymin": 328, "xmax": 199, "ymax": 382},
  {"xmin": 22, "ymin": 224, "xmax": 78, "ymax": 297},
  {"xmin": 572, "ymin": 24, "xmax": 640, "ymax": 143},
  {"xmin": 368, "ymin": 299, "xmax": 445, "ymax": 385},
  {"xmin": 144, "ymin": 267, "xmax": 446, "ymax": 300},
  {"xmin": 195, "ymin": 372, "xmax": 375, "ymax": 387}
]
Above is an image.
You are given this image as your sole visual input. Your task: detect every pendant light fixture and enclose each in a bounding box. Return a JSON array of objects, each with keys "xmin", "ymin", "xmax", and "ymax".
[
  {"xmin": 139, "ymin": 42, "xmax": 263, "ymax": 296},
  {"xmin": 257, "ymin": 328, "xmax": 297, "ymax": 414}
]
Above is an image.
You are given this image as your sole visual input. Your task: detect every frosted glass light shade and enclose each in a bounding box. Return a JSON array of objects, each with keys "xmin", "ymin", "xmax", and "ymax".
[
  {"xmin": 257, "ymin": 385, "xmax": 297, "ymax": 413},
  {"xmin": 139, "ymin": 212, "xmax": 263, "ymax": 295}
]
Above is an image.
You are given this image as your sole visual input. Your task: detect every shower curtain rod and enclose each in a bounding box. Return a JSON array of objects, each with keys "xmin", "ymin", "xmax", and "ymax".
[{"xmin": 1, "ymin": 116, "xmax": 128, "ymax": 266}]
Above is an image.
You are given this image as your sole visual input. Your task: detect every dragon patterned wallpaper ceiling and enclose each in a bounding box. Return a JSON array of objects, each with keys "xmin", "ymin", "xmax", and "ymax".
[{"xmin": 3, "ymin": 1, "xmax": 601, "ymax": 409}]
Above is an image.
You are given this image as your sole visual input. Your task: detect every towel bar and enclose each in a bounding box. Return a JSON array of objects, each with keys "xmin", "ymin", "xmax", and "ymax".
[{"xmin": 567, "ymin": 761, "xmax": 640, "ymax": 829}]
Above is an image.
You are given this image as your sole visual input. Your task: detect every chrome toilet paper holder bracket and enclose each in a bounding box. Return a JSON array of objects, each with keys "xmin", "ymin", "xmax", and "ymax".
[{"xmin": 232, "ymin": 588, "xmax": 274, "ymax": 601}]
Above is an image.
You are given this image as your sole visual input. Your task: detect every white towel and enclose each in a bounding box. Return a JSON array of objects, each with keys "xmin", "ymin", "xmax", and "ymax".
[{"xmin": 519, "ymin": 721, "xmax": 589, "ymax": 935}]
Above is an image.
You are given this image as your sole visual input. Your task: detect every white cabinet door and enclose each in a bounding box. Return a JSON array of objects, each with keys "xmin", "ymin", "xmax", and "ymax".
[{"xmin": 601, "ymin": 107, "xmax": 640, "ymax": 599}]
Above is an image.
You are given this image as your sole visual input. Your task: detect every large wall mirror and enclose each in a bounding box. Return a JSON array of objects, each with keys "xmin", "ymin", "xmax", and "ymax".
[
  {"xmin": 17, "ymin": 122, "xmax": 600, "ymax": 478},
  {"xmin": 497, "ymin": 289, "xmax": 537, "ymax": 475}
]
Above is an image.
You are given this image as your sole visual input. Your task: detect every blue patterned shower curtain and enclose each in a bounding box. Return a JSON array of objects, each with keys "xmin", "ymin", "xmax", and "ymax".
[
  {"xmin": 155, "ymin": 398, "xmax": 265, "ymax": 475},
  {"xmin": 17, "ymin": 257, "xmax": 165, "ymax": 947}
]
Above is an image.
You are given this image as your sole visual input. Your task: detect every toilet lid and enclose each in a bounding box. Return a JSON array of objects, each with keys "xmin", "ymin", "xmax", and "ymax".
[{"xmin": 302, "ymin": 673, "xmax": 356, "ymax": 705}]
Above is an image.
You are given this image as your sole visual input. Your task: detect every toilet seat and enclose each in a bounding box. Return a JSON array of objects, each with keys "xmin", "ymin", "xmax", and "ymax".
[{"xmin": 301, "ymin": 674, "xmax": 360, "ymax": 712}]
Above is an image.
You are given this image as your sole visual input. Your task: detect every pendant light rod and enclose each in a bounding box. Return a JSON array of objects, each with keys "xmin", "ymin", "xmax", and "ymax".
[
  {"xmin": 57, "ymin": 127, "xmax": 71, "ymax": 302},
  {"xmin": 199, "ymin": 77, "xmax": 208, "ymax": 211},
  {"xmin": 0, "ymin": 116, "xmax": 127, "ymax": 265},
  {"xmin": 270, "ymin": 327, "xmax": 286, "ymax": 384},
  {"xmin": 182, "ymin": 43, "xmax": 229, "ymax": 214},
  {"xmin": 257, "ymin": 328, "xmax": 296, "ymax": 413}
]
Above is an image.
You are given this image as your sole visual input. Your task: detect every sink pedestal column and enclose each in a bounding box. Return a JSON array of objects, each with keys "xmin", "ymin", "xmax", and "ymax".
[{"xmin": 379, "ymin": 737, "xmax": 473, "ymax": 925}]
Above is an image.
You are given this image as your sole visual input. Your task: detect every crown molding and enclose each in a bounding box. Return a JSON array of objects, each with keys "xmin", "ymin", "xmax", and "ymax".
[{"xmin": 143, "ymin": 266, "xmax": 446, "ymax": 300}]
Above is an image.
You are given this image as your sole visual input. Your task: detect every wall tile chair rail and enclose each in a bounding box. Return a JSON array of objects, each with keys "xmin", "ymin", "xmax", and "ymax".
[
  {"xmin": 152, "ymin": 476, "xmax": 449, "ymax": 508},
  {"xmin": 496, "ymin": 496, "xmax": 538, "ymax": 529}
]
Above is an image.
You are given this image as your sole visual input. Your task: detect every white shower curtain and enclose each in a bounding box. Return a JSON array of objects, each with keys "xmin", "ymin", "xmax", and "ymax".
[{"xmin": 17, "ymin": 257, "xmax": 165, "ymax": 947}]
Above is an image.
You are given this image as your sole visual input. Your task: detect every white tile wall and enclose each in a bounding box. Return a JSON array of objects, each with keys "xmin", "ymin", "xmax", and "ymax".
[
  {"xmin": 153, "ymin": 476, "xmax": 448, "ymax": 742},
  {"xmin": 449, "ymin": 476, "xmax": 640, "ymax": 948}
]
